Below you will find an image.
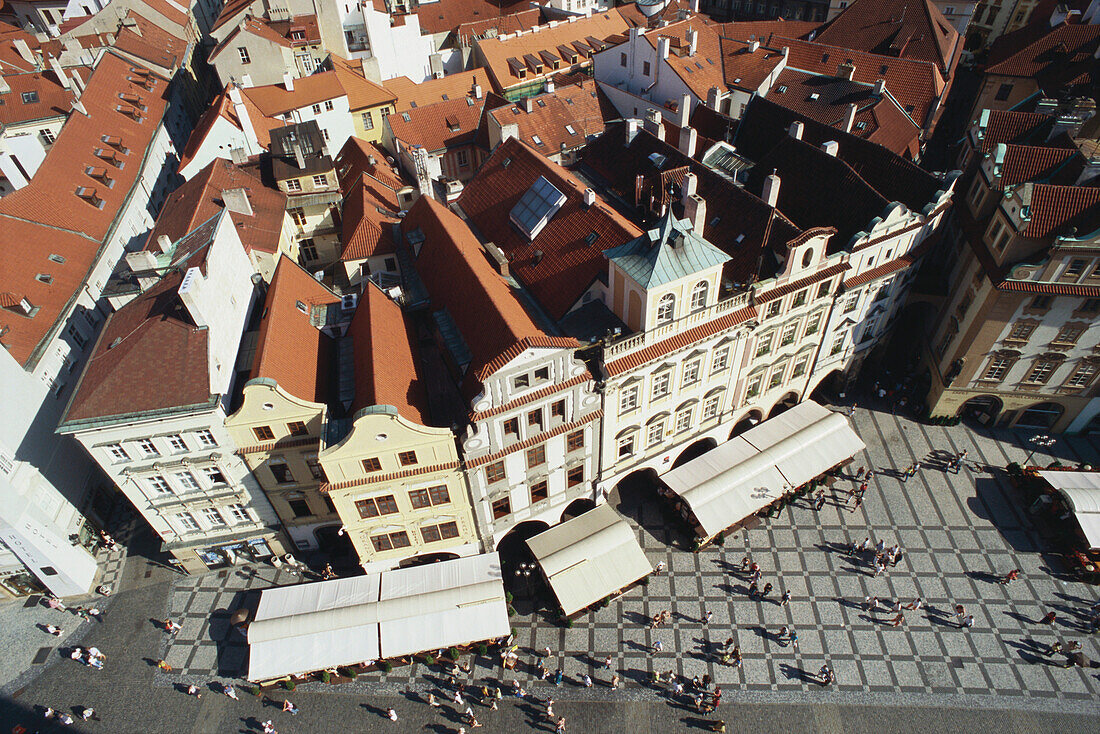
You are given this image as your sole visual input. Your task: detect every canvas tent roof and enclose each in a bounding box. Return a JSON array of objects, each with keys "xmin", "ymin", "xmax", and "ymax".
[
  {"xmin": 526, "ymin": 504, "xmax": 652, "ymax": 616},
  {"xmin": 247, "ymin": 553, "xmax": 509, "ymax": 681},
  {"xmin": 1039, "ymin": 470, "xmax": 1100, "ymax": 549},
  {"xmin": 661, "ymin": 401, "xmax": 865, "ymax": 537}
]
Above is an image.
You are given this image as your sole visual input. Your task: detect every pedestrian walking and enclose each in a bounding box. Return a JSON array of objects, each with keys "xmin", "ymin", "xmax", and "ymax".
[
  {"xmin": 583, "ymin": 673, "xmax": 593, "ymax": 688},
  {"xmin": 187, "ymin": 684, "xmax": 201, "ymax": 698},
  {"xmin": 262, "ymin": 720, "xmax": 277, "ymax": 734},
  {"xmin": 387, "ymin": 707, "xmax": 398, "ymax": 722},
  {"xmin": 554, "ymin": 668, "xmax": 564, "ymax": 686},
  {"xmin": 748, "ymin": 580, "xmax": 759, "ymax": 598},
  {"xmin": 789, "ymin": 629, "xmax": 799, "ymax": 648},
  {"xmin": 602, "ymin": 654, "xmax": 613, "ymax": 669},
  {"xmin": 1066, "ymin": 640, "xmax": 1082, "ymax": 652},
  {"xmin": 731, "ymin": 646, "xmax": 742, "ymax": 668},
  {"xmin": 673, "ymin": 681, "xmax": 684, "ymax": 697},
  {"xmin": 556, "ymin": 716, "xmax": 566, "ymax": 733},
  {"xmin": 453, "ymin": 690, "xmax": 464, "ymax": 706},
  {"xmin": 761, "ymin": 582, "xmax": 773, "ymax": 599},
  {"xmin": 961, "ymin": 614, "xmax": 975, "ymax": 629},
  {"xmin": 655, "ymin": 561, "xmax": 666, "ymax": 575},
  {"xmin": 45, "ymin": 624, "xmax": 62, "ymax": 636},
  {"xmin": 814, "ymin": 489, "xmax": 827, "ymax": 511},
  {"xmin": 904, "ymin": 597, "xmax": 924, "ymax": 611},
  {"xmin": 1044, "ymin": 641, "xmax": 1063, "ymax": 656},
  {"xmin": 546, "ymin": 697, "xmax": 555, "ymax": 717},
  {"xmin": 704, "ymin": 610, "xmax": 713, "ymax": 625},
  {"xmin": 81, "ymin": 707, "xmax": 97, "ymax": 721},
  {"xmin": 543, "ymin": 645, "xmax": 553, "ymax": 658},
  {"xmin": 1001, "ymin": 569, "xmax": 1020, "ymax": 585},
  {"xmin": 58, "ymin": 712, "xmax": 74, "ymax": 726},
  {"xmin": 156, "ymin": 659, "xmax": 172, "ymax": 672},
  {"xmin": 282, "ymin": 699, "xmax": 298, "ymax": 715},
  {"xmin": 611, "ymin": 674, "xmax": 620, "ymax": 688},
  {"xmin": 781, "ymin": 590, "xmax": 791, "ymax": 606},
  {"xmin": 851, "ymin": 494, "xmax": 864, "ymax": 512},
  {"xmin": 890, "ymin": 613, "xmax": 905, "ymax": 627},
  {"xmin": 1040, "ymin": 611, "xmax": 1057, "ymax": 626},
  {"xmin": 653, "ymin": 640, "xmax": 663, "ymax": 653},
  {"xmin": 855, "ymin": 466, "xmax": 865, "ymax": 480},
  {"xmin": 428, "ymin": 692, "xmax": 440, "ymax": 707},
  {"xmin": 863, "ymin": 595, "xmax": 877, "ymax": 611}
]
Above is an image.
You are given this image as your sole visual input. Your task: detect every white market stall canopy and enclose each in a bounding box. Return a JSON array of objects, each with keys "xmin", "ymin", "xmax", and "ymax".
[
  {"xmin": 526, "ymin": 503, "xmax": 652, "ymax": 616},
  {"xmin": 1039, "ymin": 470, "xmax": 1100, "ymax": 549},
  {"xmin": 246, "ymin": 553, "xmax": 509, "ymax": 681},
  {"xmin": 661, "ymin": 401, "xmax": 866, "ymax": 537}
]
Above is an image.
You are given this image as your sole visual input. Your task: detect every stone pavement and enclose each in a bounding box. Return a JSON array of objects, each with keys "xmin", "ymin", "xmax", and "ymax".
[{"xmin": 152, "ymin": 406, "xmax": 1100, "ymax": 710}]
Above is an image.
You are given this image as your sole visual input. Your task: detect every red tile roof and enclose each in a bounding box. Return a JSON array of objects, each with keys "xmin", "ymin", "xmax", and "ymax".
[
  {"xmin": 111, "ymin": 11, "xmax": 188, "ymax": 72},
  {"xmin": 383, "ymin": 69, "xmax": 492, "ymax": 113},
  {"xmin": 321, "ymin": 460, "xmax": 461, "ymax": 492},
  {"xmin": 457, "ymin": 136, "xmax": 641, "ymax": 320},
  {"xmin": 995, "ymin": 144, "xmax": 1082, "ymax": 190},
  {"xmin": 211, "ymin": 0, "xmax": 255, "ymax": 31},
  {"xmin": 328, "ymin": 54, "xmax": 397, "ymax": 111},
  {"xmin": 605, "ymin": 305, "xmax": 757, "ymax": 376},
  {"xmin": 483, "ymin": 78, "xmax": 607, "ymax": 157},
  {"xmin": 0, "ymin": 67, "xmax": 82, "ymax": 126},
  {"xmin": 0, "ymin": 21, "xmax": 44, "ymax": 72},
  {"xmin": 241, "ymin": 72, "xmax": 347, "ymax": 117},
  {"xmin": 0, "ymin": 52, "xmax": 172, "ymax": 368},
  {"xmin": 759, "ymin": 261, "xmax": 848, "ymax": 300},
  {"xmin": 334, "ymin": 136, "xmax": 405, "ymax": 193},
  {"xmin": 617, "ymin": 0, "xmax": 698, "ymax": 28},
  {"xmin": 719, "ymin": 34, "xmax": 787, "ymax": 93},
  {"xmin": 457, "ymin": 7, "xmax": 541, "ymax": 44},
  {"xmin": 469, "ymin": 370, "xmax": 592, "ymax": 421},
  {"xmin": 348, "ymin": 281, "xmax": 431, "ymax": 423},
  {"xmin": 636, "ymin": 19, "xmax": 729, "ymax": 100},
  {"xmin": 249, "ymin": 257, "xmax": 340, "ymax": 403},
  {"xmin": 340, "ymin": 175, "xmax": 400, "ymax": 260},
  {"xmin": 812, "ymin": 0, "xmax": 960, "ymax": 75},
  {"xmin": 1021, "ymin": 184, "xmax": 1100, "ymax": 239},
  {"xmin": 843, "ymin": 247, "xmax": 920, "ymax": 288},
  {"xmin": 146, "ymin": 158, "xmax": 288, "ymax": 256},
  {"xmin": 209, "ymin": 16, "xmax": 292, "ymax": 60},
  {"xmin": 403, "ymin": 196, "xmax": 575, "ymax": 395},
  {"xmin": 716, "ymin": 19, "xmax": 820, "ymax": 41},
  {"xmin": 984, "ymin": 22, "xmax": 1100, "ymax": 80},
  {"xmin": 388, "ymin": 94, "xmax": 484, "ymax": 153},
  {"xmin": 60, "ymin": 273, "xmax": 214, "ymax": 425},
  {"xmin": 413, "ymin": 0, "xmax": 536, "ymax": 37},
  {"xmin": 977, "ymin": 110, "xmax": 1053, "ymax": 153}
]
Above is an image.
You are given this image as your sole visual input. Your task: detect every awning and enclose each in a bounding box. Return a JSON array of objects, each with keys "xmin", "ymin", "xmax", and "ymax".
[
  {"xmin": 1039, "ymin": 470, "xmax": 1100, "ymax": 549},
  {"xmin": 661, "ymin": 401, "xmax": 866, "ymax": 537},
  {"xmin": 246, "ymin": 553, "xmax": 509, "ymax": 681},
  {"xmin": 526, "ymin": 504, "xmax": 651, "ymax": 616}
]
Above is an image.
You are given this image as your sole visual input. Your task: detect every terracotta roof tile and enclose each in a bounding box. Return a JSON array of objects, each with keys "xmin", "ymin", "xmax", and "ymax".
[
  {"xmin": 249, "ymin": 257, "xmax": 340, "ymax": 402},
  {"xmin": 61, "ymin": 273, "xmax": 213, "ymax": 425},
  {"xmin": 631, "ymin": 19, "xmax": 729, "ymax": 101},
  {"xmin": 413, "ymin": 0, "xmax": 534, "ymax": 36},
  {"xmin": 1021, "ymin": 183, "xmax": 1100, "ymax": 239},
  {"xmin": 209, "ymin": 17, "xmax": 291, "ymax": 61},
  {"xmin": 457, "ymin": 136, "xmax": 641, "ymax": 319},
  {"xmin": 111, "ymin": 11, "xmax": 188, "ymax": 71},
  {"xmin": 388, "ymin": 95, "xmax": 484, "ymax": 153},
  {"xmin": 0, "ymin": 67, "xmax": 82, "ymax": 126},
  {"xmin": 995, "ymin": 144, "xmax": 1083, "ymax": 190},
  {"xmin": 457, "ymin": 8, "xmax": 541, "ymax": 44},
  {"xmin": 716, "ymin": 19, "xmax": 820, "ymax": 41},
  {"xmin": 212, "ymin": 0, "xmax": 255, "ymax": 31},
  {"xmin": 985, "ymin": 22, "xmax": 1100, "ymax": 79},
  {"xmin": 997, "ymin": 280, "xmax": 1100, "ymax": 296},
  {"xmin": 617, "ymin": 0, "xmax": 697, "ymax": 27},
  {"xmin": 718, "ymin": 34, "xmax": 788, "ymax": 93},
  {"xmin": 483, "ymin": 78, "xmax": 607, "ymax": 157},
  {"xmin": 178, "ymin": 85, "xmax": 279, "ymax": 171},
  {"xmin": 383, "ymin": 69, "xmax": 491, "ymax": 112},
  {"xmin": 605, "ymin": 305, "xmax": 757, "ymax": 376},
  {"xmin": 812, "ymin": 0, "xmax": 960, "ymax": 75},
  {"xmin": 321, "ymin": 460, "xmax": 461, "ymax": 492},
  {"xmin": 843, "ymin": 247, "xmax": 921, "ymax": 288},
  {"xmin": 0, "ymin": 21, "xmax": 44, "ymax": 72},
  {"xmin": 977, "ymin": 110, "xmax": 1053, "ymax": 152},
  {"xmin": 469, "ymin": 370, "xmax": 592, "ymax": 420},
  {"xmin": 340, "ymin": 175, "xmax": 400, "ymax": 260},
  {"xmin": 348, "ymin": 281, "xmax": 430, "ymax": 422},
  {"xmin": 334, "ymin": 136, "xmax": 405, "ymax": 193},
  {"xmin": 328, "ymin": 54, "xmax": 397, "ymax": 111},
  {"xmin": 146, "ymin": 158, "xmax": 288, "ymax": 255},
  {"xmin": 241, "ymin": 72, "xmax": 347, "ymax": 117}
]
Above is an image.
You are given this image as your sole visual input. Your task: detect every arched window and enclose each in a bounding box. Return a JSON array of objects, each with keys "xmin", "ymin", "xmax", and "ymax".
[
  {"xmin": 690, "ymin": 280, "xmax": 708, "ymax": 311},
  {"xmin": 656, "ymin": 293, "xmax": 675, "ymax": 324}
]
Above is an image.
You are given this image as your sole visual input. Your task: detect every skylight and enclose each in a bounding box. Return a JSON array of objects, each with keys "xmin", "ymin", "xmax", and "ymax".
[
  {"xmin": 565, "ymin": 124, "xmax": 577, "ymax": 135},
  {"xmin": 532, "ymin": 135, "xmax": 543, "ymax": 146},
  {"xmin": 509, "ymin": 176, "xmax": 566, "ymax": 242}
]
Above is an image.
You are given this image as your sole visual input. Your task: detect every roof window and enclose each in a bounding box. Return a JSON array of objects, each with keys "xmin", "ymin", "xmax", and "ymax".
[
  {"xmin": 532, "ymin": 135, "xmax": 543, "ymax": 146},
  {"xmin": 776, "ymin": 85, "xmax": 787, "ymax": 93},
  {"xmin": 35, "ymin": 273, "xmax": 53, "ymax": 284},
  {"xmin": 95, "ymin": 148, "xmax": 123, "ymax": 168},
  {"xmin": 510, "ymin": 175, "xmax": 565, "ymax": 241},
  {"xmin": 809, "ymin": 93, "xmax": 819, "ymax": 101},
  {"xmin": 85, "ymin": 166, "xmax": 113, "ymax": 186},
  {"xmin": 537, "ymin": 99, "xmax": 546, "ymax": 107},
  {"xmin": 21, "ymin": 91, "xmax": 38, "ymax": 104},
  {"xmin": 565, "ymin": 124, "xmax": 577, "ymax": 135},
  {"xmin": 48, "ymin": 254, "xmax": 65, "ymax": 263},
  {"xmin": 101, "ymin": 135, "xmax": 127, "ymax": 153},
  {"xmin": 75, "ymin": 186, "xmax": 103, "ymax": 208},
  {"xmin": 401, "ymin": 112, "xmax": 411, "ymax": 122},
  {"xmin": 295, "ymin": 300, "xmax": 307, "ymax": 313}
]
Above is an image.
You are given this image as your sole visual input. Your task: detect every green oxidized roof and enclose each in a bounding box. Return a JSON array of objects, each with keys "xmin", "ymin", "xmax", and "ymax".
[{"xmin": 603, "ymin": 212, "xmax": 730, "ymax": 289}]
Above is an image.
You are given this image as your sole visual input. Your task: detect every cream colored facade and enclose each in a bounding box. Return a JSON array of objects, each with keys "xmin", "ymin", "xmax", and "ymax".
[
  {"xmin": 225, "ymin": 380, "xmax": 340, "ymax": 552},
  {"xmin": 320, "ymin": 408, "xmax": 479, "ymax": 573}
]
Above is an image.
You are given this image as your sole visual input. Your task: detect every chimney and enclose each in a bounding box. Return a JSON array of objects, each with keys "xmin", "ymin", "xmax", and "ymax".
[
  {"xmin": 657, "ymin": 36, "xmax": 670, "ymax": 60},
  {"xmin": 749, "ymin": 40, "xmax": 760, "ymax": 53},
  {"xmin": 763, "ymin": 172, "xmax": 781, "ymax": 207},
  {"xmin": 842, "ymin": 103, "xmax": 857, "ymax": 133},
  {"xmin": 788, "ymin": 120, "xmax": 804, "ymax": 140},
  {"xmin": 125, "ymin": 251, "xmax": 161, "ymax": 291},
  {"xmin": 706, "ymin": 86, "xmax": 721, "ymax": 111},
  {"xmin": 678, "ymin": 94, "xmax": 691, "ymax": 128},
  {"xmin": 47, "ymin": 57, "xmax": 69, "ymax": 89},
  {"xmin": 230, "ymin": 147, "xmax": 249, "ymax": 165},
  {"xmin": 690, "ymin": 0, "xmax": 700, "ymax": 11},
  {"xmin": 837, "ymin": 61, "xmax": 855, "ymax": 81},
  {"xmin": 684, "ymin": 193, "xmax": 706, "ymax": 234},
  {"xmin": 473, "ymin": 83, "xmax": 482, "ymax": 98},
  {"xmin": 68, "ymin": 67, "xmax": 85, "ymax": 96},
  {"xmin": 686, "ymin": 29, "xmax": 698, "ymax": 56},
  {"xmin": 583, "ymin": 188, "xmax": 596, "ymax": 207},
  {"xmin": 523, "ymin": 96, "xmax": 535, "ymax": 113},
  {"xmin": 644, "ymin": 108, "xmax": 664, "ymax": 141},
  {"xmin": 681, "ymin": 172, "xmax": 698, "ymax": 200},
  {"xmin": 292, "ymin": 141, "xmax": 306, "ymax": 170},
  {"xmin": 222, "ymin": 187, "xmax": 253, "ymax": 216},
  {"xmin": 283, "ymin": 72, "xmax": 294, "ymax": 91},
  {"xmin": 157, "ymin": 234, "xmax": 173, "ymax": 253},
  {"xmin": 821, "ymin": 140, "xmax": 839, "ymax": 157},
  {"xmin": 13, "ymin": 39, "xmax": 34, "ymax": 65},
  {"xmin": 484, "ymin": 242, "xmax": 509, "ymax": 277},
  {"xmin": 545, "ymin": 78, "xmax": 554, "ymax": 94},
  {"xmin": 679, "ymin": 126, "xmax": 697, "ymax": 158},
  {"xmin": 626, "ymin": 118, "xmax": 640, "ymax": 144},
  {"xmin": 873, "ymin": 78, "xmax": 886, "ymax": 96},
  {"xmin": 229, "ymin": 86, "xmax": 260, "ymax": 153}
]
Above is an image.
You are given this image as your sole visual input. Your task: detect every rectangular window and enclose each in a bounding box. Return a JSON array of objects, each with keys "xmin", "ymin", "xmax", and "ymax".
[
  {"xmin": 1007, "ymin": 322, "xmax": 1034, "ymax": 341},
  {"xmin": 68, "ymin": 324, "xmax": 87, "ymax": 348},
  {"xmin": 816, "ymin": 282, "xmax": 830, "ymax": 298},
  {"xmin": 503, "ymin": 417, "xmax": 520, "ymax": 438},
  {"xmin": 362, "ymin": 112, "xmax": 374, "ymax": 130},
  {"xmin": 107, "ymin": 443, "xmax": 129, "ymax": 462},
  {"xmin": 176, "ymin": 472, "xmax": 200, "ymax": 492},
  {"xmin": 675, "ymin": 407, "xmax": 693, "ymax": 433},
  {"xmin": 486, "ymin": 460, "xmax": 506, "ymax": 484},
  {"xmin": 355, "ymin": 494, "xmax": 399, "ymax": 519},
  {"xmin": 682, "ymin": 360, "xmax": 700, "ymax": 386},
  {"xmin": 702, "ymin": 394, "xmax": 721, "ymax": 421},
  {"xmin": 421, "ymin": 524, "xmax": 442, "ymax": 543},
  {"xmin": 647, "ymin": 421, "xmax": 664, "ymax": 446},
  {"xmin": 527, "ymin": 409, "xmax": 543, "ymax": 431},
  {"xmin": 1066, "ymin": 258, "xmax": 1087, "ymax": 277},
  {"xmin": 203, "ymin": 466, "xmax": 227, "ymax": 485},
  {"xmin": 148, "ymin": 475, "xmax": 171, "ymax": 494},
  {"xmin": 711, "ymin": 347, "xmax": 729, "ymax": 373},
  {"xmin": 289, "ymin": 207, "xmax": 306, "ymax": 225},
  {"xmin": 526, "ymin": 445, "xmax": 546, "ymax": 469},
  {"xmin": 617, "ymin": 434, "xmax": 635, "ymax": 458},
  {"xmin": 287, "ymin": 421, "xmax": 309, "ymax": 437},
  {"xmin": 202, "ymin": 507, "xmax": 227, "ymax": 526},
  {"xmin": 1067, "ymin": 363, "xmax": 1097, "ymax": 388},
  {"xmin": 167, "ymin": 434, "xmax": 187, "ymax": 452},
  {"xmin": 312, "ymin": 103, "xmax": 321, "ymax": 115},
  {"xmin": 371, "ymin": 531, "xmax": 411, "ymax": 552},
  {"xmin": 620, "ymin": 52, "xmax": 627, "ymax": 67},
  {"xmin": 398, "ymin": 450, "xmax": 418, "ymax": 466},
  {"xmin": 410, "ymin": 485, "xmax": 451, "ymax": 508},
  {"xmin": 843, "ymin": 294, "xmax": 859, "ymax": 313},
  {"xmin": 791, "ymin": 355, "xmax": 809, "ymax": 377},
  {"xmin": 1054, "ymin": 324, "xmax": 1085, "ymax": 345},
  {"xmin": 804, "ymin": 313, "xmax": 822, "ymax": 335},
  {"xmin": 138, "ymin": 439, "xmax": 159, "ymax": 457},
  {"xmin": 619, "ymin": 385, "xmax": 639, "ymax": 414},
  {"xmin": 766, "ymin": 300, "xmax": 781, "ymax": 318},
  {"xmin": 642, "ymin": 60, "xmax": 651, "ymax": 76},
  {"xmin": 491, "ymin": 497, "xmax": 512, "ymax": 519},
  {"xmin": 994, "ymin": 83, "xmax": 1013, "ymax": 101},
  {"xmin": 792, "ymin": 290, "xmax": 807, "ymax": 307},
  {"xmin": 652, "ymin": 371, "xmax": 672, "ymax": 399},
  {"xmin": 227, "ymin": 504, "xmax": 250, "ymax": 523},
  {"xmin": 513, "ymin": 373, "xmax": 530, "ymax": 389},
  {"xmin": 306, "ymin": 455, "xmax": 326, "ymax": 481},
  {"xmin": 780, "ymin": 323, "xmax": 798, "ymax": 346},
  {"xmin": 196, "ymin": 430, "xmax": 217, "ymax": 448},
  {"xmin": 983, "ymin": 357, "xmax": 1010, "ymax": 381},
  {"xmin": 253, "ymin": 425, "xmax": 275, "ymax": 441},
  {"xmin": 288, "ymin": 498, "xmax": 311, "ymax": 518},
  {"xmin": 439, "ymin": 521, "xmax": 460, "ymax": 539},
  {"xmin": 530, "ymin": 480, "xmax": 548, "ymax": 503},
  {"xmin": 1025, "ymin": 360, "xmax": 1057, "ymax": 384},
  {"xmin": 534, "ymin": 367, "xmax": 550, "ymax": 382},
  {"xmin": 286, "ymin": 179, "xmax": 303, "ymax": 193},
  {"xmin": 324, "ymin": 100, "xmax": 334, "ymax": 111},
  {"xmin": 456, "ymin": 149, "xmax": 469, "ymax": 167},
  {"xmin": 40, "ymin": 127, "xmax": 55, "ymax": 144},
  {"xmin": 746, "ymin": 374, "xmax": 763, "ymax": 398},
  {"xmin": 566, "ymin": 430, "xmax": 584, "ymax": 452},
  {"xmin": 312, "ymin": 174, "xmax": 327, "ymax": 187},
  {"xmin": 550, "ymin": 399, "xmax": 566, "ymax": 422},
  {"xmin": 269, "ymin": 461, "xmax": 295, "ymax": 484},
  {"xmin": 567, "ymin": 465, "xmax": 584, "ymax": 488},
  {"xmin": 176, "ymin": 512, "xmax": 200, "ymax": 532},
  {"xmin": 362, "ymin": 457, "xmax": 382, "ymax": 472},
  {"xmin": 238, "ymin": 47, "xmax": 250, "ymax": 64},
  {"xmin": 755, "ymin": 333, "xmax": 773, "ymax": 357}
]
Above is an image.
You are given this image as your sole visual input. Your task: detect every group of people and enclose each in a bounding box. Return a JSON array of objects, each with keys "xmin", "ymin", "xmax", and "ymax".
[
  {"xmin": 40, "ymin": 706, "xmax": 97, "ymax": 725},
  {"xmin": 69, "ymin": 645, "xmax": 106, "ymax": 670}
]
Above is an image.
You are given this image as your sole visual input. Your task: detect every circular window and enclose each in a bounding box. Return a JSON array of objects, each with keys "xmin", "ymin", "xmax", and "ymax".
[
  {"xmin": 375, "ymin": 433, "xmax": 388, "ymax": 442},
  {"xmin": 262, "ymin": 403, "xmax": 274, "ymax": 411},
  {"xmin": 801, "ymin": 249, "xmax": 814, "ymax": 268}
]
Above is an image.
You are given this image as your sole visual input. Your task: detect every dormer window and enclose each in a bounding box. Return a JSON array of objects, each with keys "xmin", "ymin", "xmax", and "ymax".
[
  {"xmin": 75, "ymin": 186, "xmax": 103, "ymax": 207},
  {"xmin": 95, "ymin": 148, "xmax": 123, "ymax": 168},
  {"xmin": 21, "ymin": 91, "xmax": 38, "ymax": 104},
  {"xmin": 85, "ymin": 166, "xmax": 113, "ymax": 186},
  {"xmin": 100, "ymin": 135, "xmax": 128, "ymax": 153},
  {"xmin": 115, "ymin": 105, "xmax": 142, "ymax": 121},
  {"xmin": 118, "ymin": 92, "xmax": 144, "ymax": 108}
]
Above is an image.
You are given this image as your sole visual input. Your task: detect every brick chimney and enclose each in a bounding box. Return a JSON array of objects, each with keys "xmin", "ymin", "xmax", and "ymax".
[
  {"xmin": 843, "ymin": 103, "xmax": 857, "ymax": 133},
  {"xmin": 763, "ymin": 172, "xmax": 781, "ymax": 207},
  {"xmin": 837, "ymin": 62, "xmax": 855, "ymax": 81}
]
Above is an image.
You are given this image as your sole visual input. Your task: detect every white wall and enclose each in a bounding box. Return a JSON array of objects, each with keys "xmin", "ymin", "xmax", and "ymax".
[{"xmin": 180, "ymin": 116, "xmax": 256, "ymax": 180}]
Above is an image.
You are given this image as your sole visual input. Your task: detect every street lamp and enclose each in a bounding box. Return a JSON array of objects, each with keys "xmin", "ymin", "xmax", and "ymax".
[
  {"xmin": 1024, "ymin": 434, "xmax": 1056, "ymax": 466},
  {"xmin": 514, "ymin": 562, "xmax": 536, "ymax": 597}
]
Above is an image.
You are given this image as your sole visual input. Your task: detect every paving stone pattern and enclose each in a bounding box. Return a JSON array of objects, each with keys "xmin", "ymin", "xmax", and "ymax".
[{"xmin": 157, "ymin": 409, "xmax": 1100, "ymax": 703}]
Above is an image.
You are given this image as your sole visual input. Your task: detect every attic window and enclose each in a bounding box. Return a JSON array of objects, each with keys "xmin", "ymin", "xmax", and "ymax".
[
  {"xmin": 821, "ymin": 53, "xmax": 829, "ymax": 63},
  {"xmin": 537, "ymin": 99, "xmax": 546, "ymax": 107},
  {"xmin": 565, "ymin": 124, "xmax": 577, "ymax": 135},
  {"xmin": 585, "ymin": 231, "xmax": 599, "ymax": 246},
  {"xmin": 512, "ymin": 106, "xmax": 522, "ymax": 115},
  {"xmin": 441, "ymin": 94, "xmax": 449, "ymax": 100},
  {"xmin": 295, "ymin": 300, "xmax": 307, "ymax": 313},
  {"xmin": 879, "ymin": 64, "xmax": 888, "ymax": 74},
  {"xmin": 95, "ymin": 148, "xmax": 123, "ymax": 167},
  {"xmin": 502, "ymin": 158, "xmax": 511, "ymax": 168},
  {"xmin": 401, "ymin": 112, "xmax": 411, "ymax": 122},
  {"xmin": 115, "ymin": 105, "xmax": 142, "ymax": 121},
  {"xmin": 510, "ymin": 175, "xmax": 565, "ymax": 241},
  {"xmin": 532, "ymin": 134, "xmax": 543, "ymax": 146},
  {"xmin": 48, "ymin": 254, "xmax": 65, "ymax": 263},
  {"xmin": 35, "ymin": 273, "xmax": 53, "ymax": 284},
  {"xmin": 466, "ymin": 97, "xmax": 475, "ymax": 106},
  {"xmin": 84, "ymin": 166, "xmax": 113, "ymax": 186},
  {"xmin": 776, "ymin": 85, "xmax": 787, "ymax": 93},
  {"xmin": 445, "ymin": 115, "xmax": 461, "ymax": 131},
  {"xmin": 409, "ymin": 101, "xmax": 417, "ymax": 108},
  {"xmin": 118, "ymin": 92, "xmax": 144, "ymax": 107},
  {"xmin": 101, "ymin": 135, "xmax": 127, "ymax": 153},
  {"xmin": 21, "ymin": 91, "xmax": 38, "ymax": 104},
  {"xmin": 734, "ymin": 77, "xmax": 742, "ymax": 84},
  {"xmin": 75, "ymin": 186, "xmax": 103, "ymax": 207},
  {"xmin": 290, "ymin": 29, "xmax": 305, "ymax": 40},
  {"xmin": 809, "ymin": 93, "xmax": 819, "ymax": 101},
  {"xmin": 855, "ymin": 121, "xmax": 867, "ymax": 130}
]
